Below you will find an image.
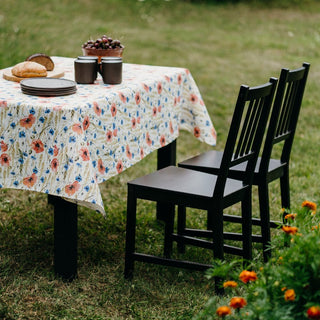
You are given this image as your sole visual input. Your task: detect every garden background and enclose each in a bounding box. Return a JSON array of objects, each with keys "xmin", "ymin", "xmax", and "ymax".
[{"xmin": 0, "ymin": 0, "xmax": 320, "ymax": 319}]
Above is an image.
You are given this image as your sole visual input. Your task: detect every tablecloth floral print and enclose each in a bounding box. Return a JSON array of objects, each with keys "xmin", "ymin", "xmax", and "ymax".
[{"xmin": 0, "ymin": 57, "xmax": 216, "ymax": 214}]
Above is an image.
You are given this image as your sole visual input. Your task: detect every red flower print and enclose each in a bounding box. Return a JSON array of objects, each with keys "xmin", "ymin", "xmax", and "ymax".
[
  {"xmin": 177, "ymin": 74, "xmax": 182, "ymax": 85},
  {"xmin": 142, "ymin": 83, "xmax": 149, "ymax": 92},
  {"xmin": 169, "ymin": 121, "xmax": 174, "ymax": 134},
  {"xmin": 158, "ymin": 105, "xmax": 162, "ymax": 113},
  {"xmin": 0, "ymin": 153, "xmax": 11, "ymax": 167},
  {"xmin": 135, "ymin": 92, "xmax": 141, "ymax": 105},
  {"xmin": 165, "ymin": 76, "xmax": 171, "ymax": 82},
  {"xmin": 126, "ymin": 145, "xmax": 132, "ymax": 159},
  {"xmin": 116, "ymin": 160, "xmax": 123, "ymax": 173},
  {"xmin": 72, "ymin": 123, "xmax": 83, "ymax": 134},
  {"xmin": 113, "ymin": 129, "xmax": 118, "ymax": 137},
  {"xmin": 79, "ymin": 147, "xmax": 90, "ymax": 161},
  {"xmin": 119, "ymin": 92, "xmax": 126, "ymax": 103},
  {"xmin": 20, "ymin": 114, "xmax": 36, "ymax": 129},
  {"xmin": 83, "ymin": 115, "xmax": 90, "ymax": 130},
  {"xmin": 65, "ymin": 181, "xmax": 80, "ymax": 196},
  {"xmin": 53, "ymin": 145, "xmax": 59, "ymax": 156},
  {"xmin": 31, "ymin": 139, "xmax": 44, "ymax": 153},
  {"xmin": 93, "ymin": 101, "xmax": 102, "ymax": 116},
  {"xmin": 98, "ymin": 159, "xmax": 105, "ymax": 174},
  {"xmin": 23, "ymin": 173, "xmax": 37, "ymax": 188},
  {"xmin": 190, "ymin": 94, "xmax": 198, "ymax": 103},
  {"xmin": 157, "ymin": 82, "xmax": 163, "ymax": 94},
  {"xmin": 0, "ymin": 141, "xmax": 8, "ymax": 152},
  {"xmin": 160, "ymin": 135, "xmax": 166, "ymax": 147},
  {"xmin": 185, "ymin": 69, "xmax": 190, "ymax": 75},
  {"xmin": 137, "ymin": 116, "xmax": 141, "ymax": 124},
  {"xmin": 174, "ymin": 97, "xmax": 178, "ymax": 106},
  {"xmin": 106, "ymin": 130, "xmax": 113, "ymax": 142},
  {"xmin": 50, "ymin": 158, "xmax": 59, "ymax": 172},
  {"xmin": 0, "ymin": 100, "xmax": 7, "ymax": 108},
  {"xmin": 140, "ymin": 147, "xmax": 144, "ymax": 159},
  {"xmin": 200, "ymin": 99, "xmax": 205, "ymax": 106},
  {"xmin": 111, "ymin": 103, "xmax": 117, "ymax": 117},
  {"xmin": 131, "ymin": 117, "xmax": 136, "ymax": 129},
  {"xmin": 194, "ymin": 126, "xmax": 201, "ymax": 138},
  {"xmin": 146, "ymin": 132, "xmax": 152, "ymax": 146},
  {"xmin": 152, "ymin": 107, "xmax": 157, "ymax": 117}
]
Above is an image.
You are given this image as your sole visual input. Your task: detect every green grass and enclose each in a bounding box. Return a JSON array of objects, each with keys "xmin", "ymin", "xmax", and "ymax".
[{"xmin": 1, "ymin": 0, "xmax": 320, "ymax": 318}]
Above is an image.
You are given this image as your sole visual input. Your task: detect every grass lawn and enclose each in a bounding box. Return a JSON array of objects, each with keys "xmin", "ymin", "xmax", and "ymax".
[{"xmin": 0, "ymin": 0, "xmax": 320, "ymax": 318}]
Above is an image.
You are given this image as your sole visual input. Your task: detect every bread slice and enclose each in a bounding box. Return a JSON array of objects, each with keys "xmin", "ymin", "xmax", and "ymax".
[
  {"xmin": 12, "ymin": 61, "xmax": 47, "ymax": 78},
  {"xmin": 26, "ymin": 53, "xmax": 54, "ymax": 71}
]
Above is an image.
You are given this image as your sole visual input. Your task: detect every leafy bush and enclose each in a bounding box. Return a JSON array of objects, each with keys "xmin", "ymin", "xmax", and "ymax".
[{"xmin": 195, "ymin": 201, "xmax": 320, "ymax": 319}]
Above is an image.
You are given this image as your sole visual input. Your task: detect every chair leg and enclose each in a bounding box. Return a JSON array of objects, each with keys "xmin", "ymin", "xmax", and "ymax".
[
  {"xmin": 124, "ymin": 188, "xmax": 137, "ymax": 279},
  {"xmin": 258, "ymin": 183, "xmax": 272, "ymax": 262},
  {"xmin": 242, "ymin": 190, "xmax": 253, "ymax": 263},
  {"xmin": 164, "ymin": 204, "xmax": 175, "ymax": 258},
  {"xmin": 177, "ymin": 205, "xmax": 186, "ymax": 253},
  {"xmin": 210, "ymin": 208, "xmax": 224, "ymax": 295},
  {"xmin": 280, "ymin": 167, "xmax": 290, "ymax": 215}
]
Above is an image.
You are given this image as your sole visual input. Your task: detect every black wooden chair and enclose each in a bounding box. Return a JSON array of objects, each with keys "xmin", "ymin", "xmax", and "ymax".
[
  {"xmin": 178, "ymin": 62, "xmax": 310, "ymax": 261},
  {"xmin": 124, "ymin": 78, "xmax": 277, "ymax": 291}
]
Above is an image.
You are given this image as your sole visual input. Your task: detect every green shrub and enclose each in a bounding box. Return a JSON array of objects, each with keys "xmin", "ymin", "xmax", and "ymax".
[{"xmin": 195, "ymin": 201, "xmax": 320, "ymax": 319}]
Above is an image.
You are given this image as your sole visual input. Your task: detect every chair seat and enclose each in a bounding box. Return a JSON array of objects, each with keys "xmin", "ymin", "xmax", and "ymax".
[
  {"xmin": 179, "ymin": 150, "xmax": 287, "ymax": 183},
  {"xmin": 129, "ymin": 166, "xmax": 246, "ymax": 208}
]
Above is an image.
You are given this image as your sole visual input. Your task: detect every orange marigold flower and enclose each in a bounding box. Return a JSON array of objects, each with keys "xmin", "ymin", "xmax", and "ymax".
[
  {"xmin": 230, "ymin": 297, "xmax": 247, "ymax": 309},
  {"xmin": 284, "ymin": 289, "xmax": 295, "ymax": 301},
  {"xmin": 239, "ymin": 270, "xmax": 257, "ymax": 283},
  {"xmin": 284, "ymin": 213, "xmax": 297, "ymax": 220},
  {"xmin": 307, "ymin": 306, "xmax": 320, "ymax": 319},
  {"xmin": 302, "ymin": 200, "xmax": 317, "ymax": 212},
  {"xmin": 223, "ymin": 281, "xmax": 238, "ymax": 288},
  {"xmin": 281, "ymin": 225, "xmax": 298, "ymax": 235},
  {"xmin": 216, "ymin": 306, "xmax": 232, "ymax": 317}
]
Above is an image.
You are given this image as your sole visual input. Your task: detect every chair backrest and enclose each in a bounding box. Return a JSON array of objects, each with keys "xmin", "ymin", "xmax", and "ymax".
[
  {"xmin": 213, "ymin": 78, "xmax": 278, "ymax": 198},
  {"xmin": 259, "ymin": 62, "xmax": 310, "ymax": 174}
]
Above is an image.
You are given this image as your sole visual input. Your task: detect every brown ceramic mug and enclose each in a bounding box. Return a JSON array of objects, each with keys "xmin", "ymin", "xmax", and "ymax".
[{"xmin": 74, "ymin": 59, "xmax": 97, "ymax": 84}]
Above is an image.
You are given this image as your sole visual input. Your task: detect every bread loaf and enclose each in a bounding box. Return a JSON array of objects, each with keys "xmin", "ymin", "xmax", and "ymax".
[
  {"xmin": 26, "ymin": 53, "xmax": 54, "ymax": 71},
  {"xmin": 11, "ymin": 61, "xmax": 47, "ymax": 78}
]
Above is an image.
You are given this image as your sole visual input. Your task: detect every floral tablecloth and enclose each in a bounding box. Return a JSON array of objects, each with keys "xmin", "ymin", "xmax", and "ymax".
[{"xmin": 0, "ymin": 57, "xmax": 216, "ymax": 214}]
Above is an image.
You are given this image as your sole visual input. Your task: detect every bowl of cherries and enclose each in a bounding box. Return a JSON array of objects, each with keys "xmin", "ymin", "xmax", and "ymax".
[{"xmin": 82, "ymin": 35, "xmax": 124, "ymax": 62}]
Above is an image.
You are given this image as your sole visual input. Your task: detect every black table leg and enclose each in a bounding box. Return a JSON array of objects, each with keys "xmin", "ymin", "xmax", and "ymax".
[
  {"xmin": 156, "ymin": 139, "xmax": 177, "ymax": 220},
  {"xmin": 52, "ymin": 195, "xmax": 78, "ymax": 281}
]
